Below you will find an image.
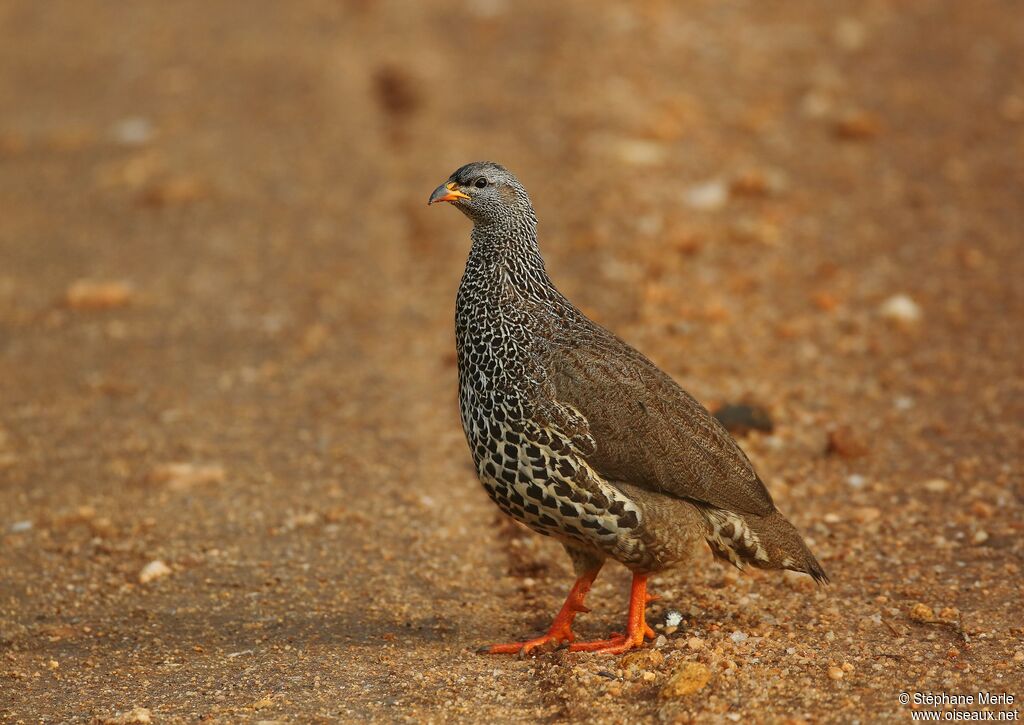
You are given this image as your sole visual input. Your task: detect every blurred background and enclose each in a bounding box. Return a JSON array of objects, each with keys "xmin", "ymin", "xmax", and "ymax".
[{"xmin": 1, "ymin": 1, "xmax": 1022, "ymax": 722}]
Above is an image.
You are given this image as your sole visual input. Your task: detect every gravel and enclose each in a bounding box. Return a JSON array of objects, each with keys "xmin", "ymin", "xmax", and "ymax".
[{"xmin": 1, "ymin": 1, "xmax": 1021, "ymax": 723}]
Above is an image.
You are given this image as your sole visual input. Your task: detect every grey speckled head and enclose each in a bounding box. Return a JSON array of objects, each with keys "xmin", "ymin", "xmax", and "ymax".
[{"xmin": 428, "ymin": 161, "xmax": 534, "ymax": 227}]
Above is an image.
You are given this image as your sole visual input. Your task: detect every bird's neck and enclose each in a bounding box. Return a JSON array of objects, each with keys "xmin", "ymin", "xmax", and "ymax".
[{"xmin": 468, "ymin": 214, "xmax": 553, "ymax": 295}]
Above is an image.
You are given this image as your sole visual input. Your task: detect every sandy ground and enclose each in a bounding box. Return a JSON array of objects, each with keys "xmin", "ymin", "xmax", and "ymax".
[{"xmin": 1, "ymin": 1, "xmax": 1022, "ymax": 722}]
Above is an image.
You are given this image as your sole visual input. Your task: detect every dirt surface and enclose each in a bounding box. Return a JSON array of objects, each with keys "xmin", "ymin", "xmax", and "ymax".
[{"xmin": 2, "ymin": 1, "xmax": 1023, "ymax": 722}]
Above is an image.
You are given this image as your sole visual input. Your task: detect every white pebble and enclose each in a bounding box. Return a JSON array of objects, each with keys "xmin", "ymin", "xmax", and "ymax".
[
  {"xmin": 683, "ymin": 179, "xmax": 728, "ymax": 211},
  {"xmin": 111, "ymin": 117, "xmax": 154, "ymax": 146},
  {"xmin": 894, "ymin": 396, "xmax": 915, "ymax": 411},
  {"xmin": 730, "ymin": 630, "xmax": 748, "ymax": 644},
  {"xmin": 846, "ymin": 474, "xmax": 866, "ymax": 489},
  {"xmin": 138, "ymin": 559, "xmax": 172, "ymax": 584},
  {"xmin": 879, "ymin": 294, "xmax": 922, "ymax": 323},
  {"xmin": 106, "ymin": 706, "xmax": 152, "ymax": 724},
  {"xmin": 615, "ymin": 138, "xmax": 667, "ymax": 166},
  {"xmin": 10, "ymin": 520, "xmax": 32, "ymax": 532},
  {"xmin": 924, "ymin": 478, "xmax": 951, "ymax": 493}
]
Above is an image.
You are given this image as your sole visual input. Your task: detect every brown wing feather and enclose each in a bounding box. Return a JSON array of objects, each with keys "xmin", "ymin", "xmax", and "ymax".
[{"xmin": 546, "ymin": 332, "xmax": 775, "ymax": 517}]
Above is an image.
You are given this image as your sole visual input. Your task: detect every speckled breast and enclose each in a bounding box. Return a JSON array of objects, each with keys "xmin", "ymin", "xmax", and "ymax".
[{"xmin": 455, "ymin": 302, "xmax": 645, "ymax": 561}]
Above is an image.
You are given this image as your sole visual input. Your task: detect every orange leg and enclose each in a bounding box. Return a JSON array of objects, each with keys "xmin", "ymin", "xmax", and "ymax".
[
  {"xmin": 569, "ymin": 572, "xmax": 655, "ymax": 654},
  {"xmin": 482, "ymin": 568, "xmax": 601, "ymax": 655}
]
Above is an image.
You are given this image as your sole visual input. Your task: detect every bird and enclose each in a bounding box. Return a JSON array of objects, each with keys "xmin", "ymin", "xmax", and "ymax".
[{"xmin": 429, "ymin": 161, "xmax": 828, "ymax": 656}]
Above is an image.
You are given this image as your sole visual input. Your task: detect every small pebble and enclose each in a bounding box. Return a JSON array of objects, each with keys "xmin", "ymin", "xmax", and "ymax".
[
  {"xmin": 683, "ymin": 179, "xmax": 728, "ymax": 211},
  {"xmin": 828, "ymin": 665, "xmax": 844, "ymax": 681},
  {"xmin": 923, "ymin": 478, "xmax": 951, "ymax": 493},
  {"xmin": 110, "ymin": 117, "xmax": 154, "ymax": 146},
  {"xmin": 615, "ymin": 138, "xmax": 667, "ymax": 167},
  {"xmin": 373, "ymin": 65, "xmax": 420, "ymax": 119},
  {"xmin": 102, "ymin": 708, "xmax": 152, "ymax": 725},
  {"xmin": 713, "ymin": 403, "xmax": 774, "ymax": 435},
  {"xmin": 660, "ymin": 662, "xmax": 711, "ymax": 698},
  {"xmin": 834, "ymin": 111, "xmax": 882, "ymax": 140},
  {"xmin": 149, "ymin": 463, "xmax": 226, "ymax": 491},
  {"xmin": 140, "ymin": 176, "xmax": 205, "ymax": 206},
  {"xmin": 826, "ymin": 426, "xmax": 869, "ymax": 458},
  {"xmin": 729, "ymin": 168, "xmax": 786, "ymax": 198},
  {"xmin": 686, "ymin": 636, "xmax": 705, "ymax": 651},
  {"xmin": 970, "ymin": 501, "xmax": 994, "ymax": 518},
  {"xmin": 879, "ymin": 294, "xmax": 922, "ymax": 324},
  {"xmin": 894, "ymin": 396, "xmax": 915, "ymax": 411},
  {"xmin": 65, "ymin": 279, "xmax": 134, "ymax": 311},
  {"xmin": 620, "ymin": 649, "xmax": 664, "ymax": 670},
  {"xmin": 909, "ymin": 603, "xmax": 935, "ymax": 622},
  {"xmin": 10, "ymin": 520, "xmax": 32, "ymax": 533},
  {"xmin": 852, "ymin": 506, "xmax": 881, "ymax": 523},
  {"xmin": 138, "ymin": 560, "xmax": 172, "ymax": 584},
  {"xmin": 730, "ymin": 630, "xmax": 748, "ymax": 644}
]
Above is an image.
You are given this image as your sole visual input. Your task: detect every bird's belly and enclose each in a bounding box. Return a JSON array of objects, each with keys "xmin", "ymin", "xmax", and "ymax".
[
  {"xmin": 464, "ymin": 416, "xmax": 647, "ymax": 562},
  {"xmin": 476, "ymin": 468, "xmax": 616, "ymax": 551}
]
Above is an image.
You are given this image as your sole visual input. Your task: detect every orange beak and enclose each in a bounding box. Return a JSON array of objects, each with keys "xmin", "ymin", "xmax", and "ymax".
[{"xmin": 428, "ymin": 181, "xmax": 471, "ymax": 205}]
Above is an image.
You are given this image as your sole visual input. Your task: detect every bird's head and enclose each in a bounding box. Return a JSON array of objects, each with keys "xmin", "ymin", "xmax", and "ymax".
[{"xmin": 428, "ymin": 161, "xmax": 533, "ymax": 226}]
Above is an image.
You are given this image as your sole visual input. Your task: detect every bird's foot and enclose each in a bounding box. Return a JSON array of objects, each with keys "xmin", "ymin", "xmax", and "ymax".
[
  {"xmin": 481, "ymin": 633, "xmax": 572, "ymax": 656},
  {"xmin": 480, "ymin": 567, "xmax": 600, "ymax": 657},
  {"xmin": 568, "ymin": 627, "xmax": 650, "ymax": 655},
  {"xmin": 568, "ymin": 572, "xmax": 655, "ymax": 655},
  {"xmin": 480, "ymin": 619, "xmax": 577, "ymax": 656}
]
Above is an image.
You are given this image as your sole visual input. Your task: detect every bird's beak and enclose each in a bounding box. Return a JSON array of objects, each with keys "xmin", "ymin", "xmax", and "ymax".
[{"xmin": 428, "ymin": 181, "xmax": 470, "ymax": 205}]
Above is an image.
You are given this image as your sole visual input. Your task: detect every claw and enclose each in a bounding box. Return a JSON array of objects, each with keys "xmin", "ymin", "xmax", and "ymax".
[{"xmin": 484, "ymin": 631, "xmax": 572, "ymax": 656}]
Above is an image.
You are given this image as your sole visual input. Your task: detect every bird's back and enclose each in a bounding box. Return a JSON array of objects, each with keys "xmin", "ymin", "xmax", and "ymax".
[{"xmin": 541, "ymin": 306, "xmax": 827, "ymax": 582}]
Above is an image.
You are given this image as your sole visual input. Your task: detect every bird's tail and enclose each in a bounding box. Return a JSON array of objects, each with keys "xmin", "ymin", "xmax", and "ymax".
[{"xmin": 701, "ymin": 507, "xmax": 829, "ymax": 584}]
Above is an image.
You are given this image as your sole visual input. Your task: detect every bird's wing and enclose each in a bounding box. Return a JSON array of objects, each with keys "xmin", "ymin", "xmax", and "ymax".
[{"xmin": 545, "ymin": 333, "xmax": 776, "ymax": 516}]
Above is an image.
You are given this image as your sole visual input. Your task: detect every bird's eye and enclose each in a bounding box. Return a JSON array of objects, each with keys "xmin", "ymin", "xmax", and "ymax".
[{"xmin": 474, "ymin": 178, "xmax": 488, "ymax": 189}]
